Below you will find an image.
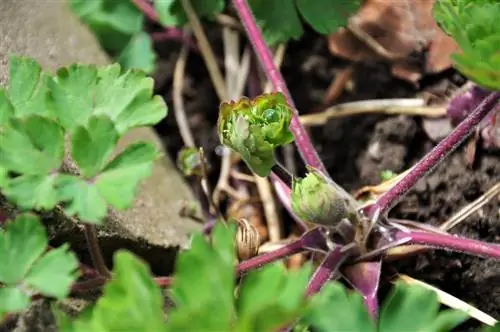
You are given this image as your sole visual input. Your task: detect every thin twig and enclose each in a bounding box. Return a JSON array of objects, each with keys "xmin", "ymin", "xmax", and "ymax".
[
  {"xmin": 300, "ymin": 99, "xmax": 446, "ymax": 126},
  {"xmin": 173, "ymin": 36, "xmax": 195, "ymax": 148},
  {"xmin": 347, "ymin": 20, "xmax": 402, "ymax": 60},
  {"xmin": 180, "ymin": 0, "xmax": 227, "ymax": 100},
  {"xmin": 215, "ymin": 13, "xmax": 243, "ymax": 31},
  {"xmin": 440, "ymin": 182, "xmax": 500, "ymax": 231},
  {"xmin": 213, "ymin": 29, "xmax": 251, "ymax": 207},
  {"xmin": 397, "ymin": 274, "xmax": 498, "ymax": 327},
  {"xmin": 254, "ymin": 175, "xmax": 281, "ymax": 241}
]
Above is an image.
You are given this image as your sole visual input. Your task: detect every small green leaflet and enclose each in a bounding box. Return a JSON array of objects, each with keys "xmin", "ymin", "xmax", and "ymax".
[
  {"xmin": 154, "ymin": 0, "xmax": 225, "ymax": 27},
  {"xmin": 58, "ymin": 141, "xmax": 159, "ymax": 223},
  {"xmin": 7, "ymin": 56, "xmax": 50, "ymax": 117},
  {"xmin": 0, "ymin": 115, "xmax": 65, "ymax": 210},
  {"xmin": 68, "ymin": 0, "xmax": 156, "ymax": 73},
  {"xmin": 249, "ymin": 0, "xmax": 361, "ymax": 45},
  {"xmin": 300, "ymin": 281, "xmax": 469, "ymax": 332},
  {"xmin": 433, "ymin": 0, "xmax": 500, "ymax": 89},
  {"xmin": 235, "ymin": 262, "xmax": 312, "ymax": 331},
  {"xmin": 117, "ymin": 32, "xmax": 157, "ymax": 74},
  {"xmin": 165, "ymin": 223, "xmax": 313, "ymax": 331},
  {"xmin": 153, "ymin": 0, "xmax": 360, "ymax": 46},
  {"xmin": 165, "ymin": 223, "xmax": 237, "ymax": 331},
  {"xmin": 57, "ymin": 251, "xmax": 167, "ymax": 332},
  {"xmin": 0, "ymin": 214, "xmax": 79, "ymax": 319}
]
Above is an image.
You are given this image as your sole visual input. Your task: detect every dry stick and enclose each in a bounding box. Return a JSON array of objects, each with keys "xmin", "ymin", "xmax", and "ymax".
[
  {"xmin": 216, "ymin": 13, "xmax": 243, "ymax": 31},
  {"xmin": 173, "ymin": 38, "xmax": 195, "ymax": 148},
  {"xmin": 180, "ymin": 0, "xmax": 227, "ymax": 101},
  {"xmin": 397, "ymin": 274, "xmax": 498, "ymax": 327},
  {"xmin": 255, "ymin": 176, "xmax": 281, "ymax": 241},
  {"xmin": 232, "ymin": 0, "xmax": 327, "ymax": 174},
  {"xmin": 439, "ymin": 181, "xmax": 500, "ymax": 231},
  {"xmin": 347, "ymin": 20, "xmax": 402, "ymax": 60},
  {"xmin": 369, "ymin": 92, "xmax": 500, "ymax": 221},
  {"xmin": 300, "ymin": 99, "xmax": 447, "ymax": 126},
  {"xmin": 213, "ymin": 30, "xmax": 250, "ymax": 207}
]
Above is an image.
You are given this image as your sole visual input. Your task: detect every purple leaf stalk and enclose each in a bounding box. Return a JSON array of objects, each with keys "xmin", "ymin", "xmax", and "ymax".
[{"xmin": 231, "ymin": 0, "xmax": 500, "ymax": 322}]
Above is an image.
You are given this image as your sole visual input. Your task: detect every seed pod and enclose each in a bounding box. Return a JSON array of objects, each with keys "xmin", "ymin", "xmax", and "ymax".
[
  {"xmin": 234, "ymin": 218, "xmax": 261, "ymax": 261},
  {"xmin": 291, "ymin": 170, "xmax": 352, "ymax": 227}
]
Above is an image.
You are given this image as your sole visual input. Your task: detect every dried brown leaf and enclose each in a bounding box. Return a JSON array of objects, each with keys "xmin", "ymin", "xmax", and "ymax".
[{"xmin": 327, "ymin": 0, "xmax": 459, "ymax": 83}]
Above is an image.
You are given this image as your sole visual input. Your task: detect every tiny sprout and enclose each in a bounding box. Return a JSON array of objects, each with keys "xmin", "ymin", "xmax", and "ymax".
[
  {"xmin": 217, "ymin": 92, "xmax": 294, "ymax": 177},
  {"xmin": 291, "ymin": 169, "xmax": 352, "ymax": 227},
  {"xmin": 177, "ymin": 147, "xmax": 202, "ymax": 177},
  {"xmin": 233, "ymin": 218, "xmax": 261, "ymax": 261}
]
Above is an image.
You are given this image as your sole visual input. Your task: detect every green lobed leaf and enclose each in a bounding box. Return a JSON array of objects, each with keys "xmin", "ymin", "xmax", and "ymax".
[
  {"xmin": 0, "ymin": 214, "xmax": 48, "ymax": 284},
  {"xmin": 236, "ymin": 262, "xmax": 313, "ymax": 331},
  {"xmin": 0, "ymin": 115, "xmax": 65, "ymax": 211},
  {"xmin": 296, "ymin": 0, "xmax": 361, "ymax": 35},
  {"xmin": 2, "ymin": 174, "xmax": 59, "ymax": 211},
  {"xmin": 378, "ymin": 281, "xmax": 468, "ymax": 331},
  {"xmin": 95, "ymin": 142, "xmax": 159, "ymax": 210},
  {"xmin": 8, "ymin": 56, "xmax": 50, "ymax": 117},
  {"xmin": 69, "ymin": 0, "xmax": 144, "ymax": 54},
  {"xmin": 0, "ymin": 89, "xmax": 14, "ymax": 126},
  {"xmin": 60, "ymin": 250, "xmax": 167, "ymax": 331},
  {"xmin": 300, "ymin": 282, "xmax": 374, "ymax": 332},
  {"xmin": 154, "ymin": 0, "xmax": 225, "ymax": 27},
  {"xmin": 0, "ymin": 115, "xmax": 64, "ymax": 174},
  {"xmin": 117, "ymin": 32, "xmax": 156, "ymax": 74},
  {"xmin": 71, "ymin": 115, "xmax": 119, "ymax": 178},
  {"xmin": 218, "ymin": 92, "xmax": 294, "ymax": 177},
  {"xmin": 48, "ymin": 63, "xmax": 167, "ymax": 133},
  {"xmin": 56, "ymin": 175, "xmax": 108, "ymax": 224},
  {"xmin": 249, "ymin": 0, "xmax": 303, "ymax": 46},
  {"xmin": 433, "ymin": 0, "xmax": 500, "ymax": 89},
  {"xmin": 0, "ymin": 214, "xmax": 79, "ymax": 318},
  {"xmin": 0, "ymin": 287, "xmax": 31, "ymax": 318},
  {"xmin": 23, "ymin": 244, "xmax": 79, "ymax": 299},
  {"xmin": 57, "ymin": 142, "xmax": 159, "ymax": 223},
  {"xmin": 165, "ymin": 223, "xmax": 236, "ymax": 331}
]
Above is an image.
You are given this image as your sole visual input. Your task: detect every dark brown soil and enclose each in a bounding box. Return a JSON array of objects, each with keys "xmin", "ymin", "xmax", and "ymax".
[{"xmin": 151, "ymin": 24, "xmax": 500, "ymax": 331}]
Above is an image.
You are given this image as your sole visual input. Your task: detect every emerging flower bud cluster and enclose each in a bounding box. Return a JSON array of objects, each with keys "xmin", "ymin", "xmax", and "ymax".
[{"xmin": 217, "ymin": 92, "xmax": 294, "ymax": 177}]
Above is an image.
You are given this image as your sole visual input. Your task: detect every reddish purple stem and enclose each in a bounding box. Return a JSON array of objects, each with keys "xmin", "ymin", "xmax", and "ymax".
[
  {"xmin": 232, "ymin": 0, "xmax": 327, "ymax": 173},
  {"xmin": 306, "ymin": 246, "xmax": 352, "ymax": 296},
  {"xmin": 132, "ymin": 0, "xmax": 160, "ymax": 22},
  {"xmin": 237, "ymin": 227, "xmax": 327, "ymax": 274},
  {"xmin": 368, "ymin": 92, "xmax": 500, "ymax": 220},
  {"xmin": 399, "ymin": 229, "xmax": 500, "ymax": 260},
  {"xmin": 342, "ymin": 261, "xmax": 382, "ymax": 319},
  {"xmin": 133, "ymin": 0, "xmax": 198, "ymax": 50}
]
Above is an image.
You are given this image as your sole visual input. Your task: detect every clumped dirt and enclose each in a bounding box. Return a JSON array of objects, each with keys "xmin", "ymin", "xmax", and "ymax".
[{"xmin": 151, "ymin": 24, "xmax": 500, "ymax": 330}]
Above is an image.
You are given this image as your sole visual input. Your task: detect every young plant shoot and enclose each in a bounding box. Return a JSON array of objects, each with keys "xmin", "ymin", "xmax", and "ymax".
[{"xmin": 2, "ymin": 0, "xmax": 500, "ymax": 330}]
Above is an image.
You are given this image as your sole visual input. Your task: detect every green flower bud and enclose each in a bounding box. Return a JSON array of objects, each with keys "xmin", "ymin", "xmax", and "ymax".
[
  {"xmin": 291, "ymin": 170, "xmax": 352, "ymax": 226},
  {"xmin": 217, "ymin": 92, "xmax": 294, "ymax": 177},
  {"xmin": 176, "ymin": 147, "xmax": 202, "ymax": 177}
]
